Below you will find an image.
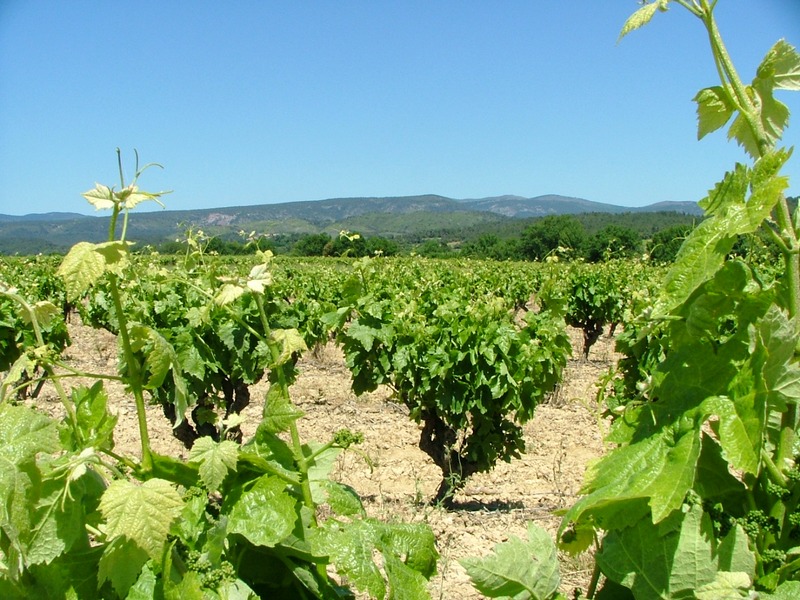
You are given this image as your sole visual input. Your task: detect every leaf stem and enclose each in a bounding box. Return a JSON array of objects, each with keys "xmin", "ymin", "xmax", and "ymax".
[
  {"xmin": 699, "ymin": 1, "xmax": 769, "ymax": 155},
  {"xmin": 107, "ymin": 273, "xmax": 153, "ymax": 473}
]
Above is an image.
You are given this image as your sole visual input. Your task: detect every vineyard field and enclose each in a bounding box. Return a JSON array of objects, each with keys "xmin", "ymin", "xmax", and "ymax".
[{"xmin": 28, "ymin": 317, "xmax": 612, "ymax": 598}]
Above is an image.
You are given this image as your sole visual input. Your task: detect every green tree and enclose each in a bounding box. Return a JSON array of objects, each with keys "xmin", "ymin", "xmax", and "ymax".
[
  {"xmin": 292, "ymin": 233, "xmax": 331, "ymax": 256},
  {"xmin": 365, "ymin": 236, "xmax": 399, "ymax": 256},
  {"xmin": 520, "ymin": 215, "xmax": 586, "ymax": 261},
  {"xmin": 323, "ymin": 232, "xmax": 367, "ymax": 257},
  {"xmin": 416, "ymin": 240, "xmax": 451, "ymax": 258},
  {"xmin": 584, "ymin": 224, "xmax": 641, "ymax": 262},
  {"xmin": 649, "ymin": 224, "xmax": 693, "ymax": 263}
]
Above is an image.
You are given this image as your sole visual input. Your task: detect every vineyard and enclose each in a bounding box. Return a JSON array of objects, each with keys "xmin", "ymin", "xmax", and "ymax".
[{"xmin": 2, "ymin": 1, "xmax": 800, "ymax": 599}]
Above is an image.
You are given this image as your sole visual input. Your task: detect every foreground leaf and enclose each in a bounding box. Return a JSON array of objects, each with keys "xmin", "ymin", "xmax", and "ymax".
[
  {"xmin": 226, "ymin": 474, "xmax": 297, "ymax": 547},
  {"xmin": 99, "ymin": 478, "xmax": 183, "ymax": 559},
  {"xmin": 461, "ymin": 523, "xmax": 560, "ymax": 599},
  {"xmin": 188, "ymin": 437, "xmax": 238, "ymax": 492},
  {"xmin": 598, "ymin": 504, "xmax": 718, "ymax": 598}
]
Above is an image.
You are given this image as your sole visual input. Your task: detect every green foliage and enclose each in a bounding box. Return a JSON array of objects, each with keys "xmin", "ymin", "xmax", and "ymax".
[
  {"xmin": 461, "ymin": 523, "xmax": 566, "ymax": 600},
  {"xmin": 584, "ymin": 225, "xmax": 641, "ymax": 262},
  {"xmin": 0, "ymin": 153, "xmax": 439, "ymax": 598},
  {"xmin": 326, "ymin": 257, "xmax": 570, "ymax": 503},
  {"xmin": 520, "ymin": 215, "xmax": 587, "ymax": 261},
  {"xmin": 648, "ymin": 224, "xmax": 694, "ymax": 263},
  {"xmin": 293, "ymin": 232, "xmax": 333, "ymax": 256},
  {"xmin": 555, "ymin": 3, "xmax": 800, "ymax": 599}
]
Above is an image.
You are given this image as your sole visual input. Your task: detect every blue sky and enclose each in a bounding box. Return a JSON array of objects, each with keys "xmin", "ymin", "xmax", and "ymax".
[{"xmin": 1, "ymin": 1, "xmax": 799, "ymax": 216}]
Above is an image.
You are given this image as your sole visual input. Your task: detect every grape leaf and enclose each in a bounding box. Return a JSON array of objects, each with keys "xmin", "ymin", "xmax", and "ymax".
[
  {"xmin": 26, "ymin": 477, "xmax": 87, "ymax": 566},
  {"xmin": 561, "ymin": 424, "xmax": 700, "ymax": 533},
  {"xmin": 70, "ymin": 382, "xmax": 118, "ymax": 451},
  {"xmin": 598, "ymin": 504, "xmax": 717, "ymax": 598},
  {"xmin": 654, "ymin": 150, "xmax": 789, "ymax": 319},
  {"xmin": 262, "ymin": 383, "xmax": 304, "ymax": 433},
  {"xmin": 97, "ymin": 536, "xmax": 150, "ymax": 597},
  {"xmin": 270, "ymin": 328, "xmax": 307, "ymax": 366},
  {"xmin": 461, "ymin": 522, "xmax": 560, "ymax": 600},
  {"xmin": 383, "ymin": 553, "xmax": 431, "ymax": 600},
  {"xmin": 618, "ymin": 0, "xmax": 669, "ymax": 42},
  {"xmin": 188, "ymin": 437, "xmax": 238, "ymax": 492},
  {"xmin": 227, "ymin": 474, "xmax": 296, "ymax": 547},
  {"xmin": 57, "ymin": 242, "xmax": 106, "ymax": 302},
  {"xmin": 0, "ymin": 403, "xmax": 61, "ymax": 464},
  {"xmin": 99, "ymin": 478, "xmax": 183, "ymax": 560},
  {"xmin": 311, "ymin": 520, "xmax": 386, "ymax": 599},
  {"xmin": 757, "ymin": 40, "xmax": 800, "ymax": 91},
  {"xmin": 694, "ymin": 86, "xmax": 735, "ymax": 140},
  {"xmin": 82, "ymin": 183, "xmax": 116, "ymax": 210}
]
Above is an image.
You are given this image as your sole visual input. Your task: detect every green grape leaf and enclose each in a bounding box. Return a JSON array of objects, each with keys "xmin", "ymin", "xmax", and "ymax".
[
  {"xmin": 98, "ymin": 536, "xmax": 150, "ymax": 598},
  {"xmin": 303, "ymin": 442, "xmax": 342, "ymax": 504},
  {"xmin": 762, "ymin": 581, "xmax": 800, "ymax": 599},
  {"xmin": 377, "ymin": 521, "xmax": 438, "ymax": 580},
  {"xmin": 311, "ymin": 520, "xmax": 386, "ymax": 599},
  {"xmin": 346, "ymin": 321, "xmax": 380, "ymax": 350},
  {"xmin": 757, "ymin": 306, "xmax": 800, "ymax": 407},
  {"xmin": 270, "ymin": 328, "xmax": 307, "ymax": 366},
  {"xmin": 188, "ymin": 437, "xmax": 238, "ymax": 492},
  {"xmin": 461, "ymin": 522, "xmax": 560, "ymax": 600},
  {"xmin": 114, "ymin": 185, "xmax": 164, "ymax": 210},
  {"xmin": 727, "ymin": 109, "xmax": 763, "ymax": 159},
  {"xmin": 24, "ymin": 546, "xmax": 104, "ymax": 600},
  {"xmin": 701, "ymin": 396, "xmax": 760, "ymax": 476},
  {"xmin": 57, "ymin": 242, "xmax": 106, "ymax": 302},
  {"xmin": 56, "ymin": 241, "xmax": 132, "ymax": 301},
  {"xmin": 70, "ymin": 382, "xmax": 118, "ymax": 451},
  {"xmin": 717, "ymin": 525, "xmax": 756, "ymax": 577},
  {"xmin": 246, "ymin": 262, "xmax": 273, "ymax": 293},
  {"xmin": 125, "ymin": 563, "xmax": 158, "ymax": 600},
  {"xmin": 322, "ymin": 481, "xmax": 366, "ymax": 517},
  {"xmin": 262, "ymin": 383, "xmax": 304, "ymax": 433},
  {"xmin": 383, "ymin": 553, "xmax": 431, "ymax": 600},
  {"xmin": 694, "ymin": 86, "xmax": 735, "ymax": 140},
  {"xmin": 226, "ymin": 474, "xmax": 297, "ymax": 547},
  {"xmin": 618, "ymin": 0, "xmax": 670, "ymax": 42},
  {"xmin": 26, "ymin": 477, "xmax": 87, "ymax": 566},
  {"xmin": 654, "ymin": 150, "xmax": 789, "ymax": 319},
  {"xmin": 82, "ymin": 183, "xmax": 116, "ymax": 210},
  {"xmin": 93, "ymin": 241, "xmax": 131, "ymax": 273},
  {"xmin": 561, "ymin": 425, "xmax": 700, "ymax": 534},
  {"xmin": 215, "ymin": 283, "xmax": 245, "ymax": 306},
  {"xmin": 128, "ymin": 325, "xmax": 189, "ymax": 424},
  {"xmin": 757, "ymin": 39, "xmax": 800, "ymax": 92},
  {"xmin": 695, "ymin": 572, "xmax": 753, "ymax": 600},
  {"xmin": 20, "ymin": 300, "xmax": 60, "ymax": 328},
  {"xmin": 99, "ymin": 478, "xmax": 183, "ymax": 560},
  {"xmin": 0, "ymin": 403, "xmax": 61, "ymax": 464},
  {"xmin": 598, "ymin": 504, "xmax": 717, "ymax": 598}
]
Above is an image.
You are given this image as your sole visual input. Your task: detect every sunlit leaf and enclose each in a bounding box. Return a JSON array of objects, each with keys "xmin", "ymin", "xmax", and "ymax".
[
  {"xmin": 99, "ymin": 478, "xmax": 183, "ymax": 560},
  {"xmin": 82, "ymin": 183, "xmax": 116, "ymax": 210},
  {"xmin": 57, "ymin": 242, "xmax": 105, "ymax": 302},
  {"xmin": 188, "ymin": 437, "xmax": 238, "ymax": 492},
  {"xmin": 757, "ymin": 39, "xmax": 800, "ymax": 91},
  {"xmin": 462, "ymin": 523, "xmax": 560, "ymax": 599},
  {"xmin": 227, "ymin": 474, "xmax": 296, "ymax": 547},
  {"xmin": 694, "ymin": 86, "xmax": 735, "ymax": 140},
  {"xmin": 618, "ymin": 0, "xmax": 670, "ymax": 42}
]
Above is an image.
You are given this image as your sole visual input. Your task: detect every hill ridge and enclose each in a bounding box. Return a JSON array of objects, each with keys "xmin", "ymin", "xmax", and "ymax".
[{"xmin": 0, "ymin": 193, "xmax": 702, "ymax": 254}]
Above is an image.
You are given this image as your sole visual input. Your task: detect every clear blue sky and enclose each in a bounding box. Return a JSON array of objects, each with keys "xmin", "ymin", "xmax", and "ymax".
[{"xmin": 1, "ymin": 1, "xmax": 799, "ymax": 216}]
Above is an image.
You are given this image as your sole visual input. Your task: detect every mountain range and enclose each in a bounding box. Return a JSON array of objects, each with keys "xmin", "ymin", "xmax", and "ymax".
[{"xmin": 0, "ymin": 193, "xmax": 702, "ymax": 254}]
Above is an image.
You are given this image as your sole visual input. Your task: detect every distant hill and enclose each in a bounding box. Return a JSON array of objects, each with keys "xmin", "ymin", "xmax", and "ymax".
[
  {"xmin": 0, "ymin": 212, "xmax": 89, "ymax": 223},
  {"xmin": 0, "ymin": 193, "xmax": 702, "ymax": 254}
]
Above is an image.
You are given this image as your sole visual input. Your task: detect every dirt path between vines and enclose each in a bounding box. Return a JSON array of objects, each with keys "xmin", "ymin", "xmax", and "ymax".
[{"xmin": 34, "ymin": 322, "xmax": 614, "ymax": 598}]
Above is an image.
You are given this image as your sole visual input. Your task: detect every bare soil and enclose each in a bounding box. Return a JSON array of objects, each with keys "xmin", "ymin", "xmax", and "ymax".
[{"xmin": 32, "ymin": 321, "xmax": 615, "ymax": 598}]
